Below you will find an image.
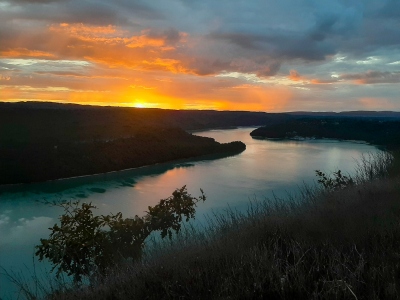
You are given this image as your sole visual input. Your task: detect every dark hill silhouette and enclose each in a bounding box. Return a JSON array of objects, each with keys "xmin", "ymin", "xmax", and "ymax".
[
  {"xmin": 287, "ymin": 111, "xmax": 400, "ymax": 119},
  {"xmin": 2, "ymin": 102, "xmax": 399, "ymax": 184},
  {"xmin": 251, "ymin": 118, "xmax": 400, "ymax": 148},
  {"xmin": 1, "ymin": 102, "xmax": 290, "ymax": 184}
]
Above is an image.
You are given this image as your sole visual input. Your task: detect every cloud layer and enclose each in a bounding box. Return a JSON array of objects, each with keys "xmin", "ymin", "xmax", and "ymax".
[{"xmin": 0, "ymin": 0, "xmax": 399, "ymax": 111}]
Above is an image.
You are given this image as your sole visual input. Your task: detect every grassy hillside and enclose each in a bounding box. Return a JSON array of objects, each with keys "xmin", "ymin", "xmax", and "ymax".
[{"xmin": 21, "ymin": 151, "xmax": 400, "ymax": 299}]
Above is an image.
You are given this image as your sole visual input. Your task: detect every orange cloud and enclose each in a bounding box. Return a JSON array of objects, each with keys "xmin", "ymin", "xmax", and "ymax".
[
  {"xmin": 127, "ymin": 36, "xmax": 165, "ymax": 48},
  {"xmin": 0, "ymin": 76, "xmax": 11, "ymax": 81},
  {"xmin": 309, "ymin": 78, "xmax": 336, "ymax": 84},
  {"xmin": 50, "ymin": 23, "xmax": 124, "ymax": 43},
  {"xmin": 127, "ymin": 29, "xmax": 187, "ymax": 50},
  {"xmin": 149, "ymin": 76, "xmax": 294, "ymax": 111},
  {"xmin": 7, "ymin": 21, "xmax": 395, "ymax": 112},
  {"xmin": 0, "ymin": 85, "xmax": 69, "ymax": 102},
  {"xmin": 288, "ymin": 69, "xmax": 302, "ymax": 81},
  {"xmin": 1, "ymin": 48, "xmax": 55, "ymax": 58},
  {"xmin": 57, "ymin": 23, "xmax": 119, "ymax": 35},
  {"xmin": 40, "ymin": 23, "xmax": 190, "ymax": 72},
  {"xmin": 288, "ymin": 70, "xmax": 338, "ymax": 86},
  {"xmin": 140, "ymin": 58, "xmax": 190, "ymax": 73},
  {"xmin": 49, "ymin": 23, "xmax": 187, "ymax": 51}
]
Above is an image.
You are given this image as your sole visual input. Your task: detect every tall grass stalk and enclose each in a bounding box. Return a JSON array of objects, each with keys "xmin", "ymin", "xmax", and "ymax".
[{"xmin": 353, "ymin": 151, "xmax": 394, "ymax": 183}]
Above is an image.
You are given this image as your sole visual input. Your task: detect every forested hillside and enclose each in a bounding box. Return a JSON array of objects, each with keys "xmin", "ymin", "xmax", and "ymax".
[
  {"xmin": 1, "ymin": 102, "xmax": 273, "ymax": 184},
  {"xmin": 251, "ymin": 118, "xmax": 400, "ymax": 148}
]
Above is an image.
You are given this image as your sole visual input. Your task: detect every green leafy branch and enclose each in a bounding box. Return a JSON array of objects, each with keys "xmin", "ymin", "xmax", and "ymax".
[{"xmin": 35, "ymin": 186, "xmax": 205, "ymax": 282}]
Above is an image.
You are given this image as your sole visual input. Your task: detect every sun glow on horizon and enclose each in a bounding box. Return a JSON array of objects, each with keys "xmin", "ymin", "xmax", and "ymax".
[
  {"xmin": 1, "ymin": 1, "xmax": 399, "ymax": 111},
  {"xmin": 130, "ymin": 100, "xmax": 160, "ymax": 109}
]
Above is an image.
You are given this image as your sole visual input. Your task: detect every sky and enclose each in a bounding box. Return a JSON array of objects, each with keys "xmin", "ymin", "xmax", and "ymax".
[{"xmin": 0, "ymin": 0, "xmax": 399, "ymax": 112}]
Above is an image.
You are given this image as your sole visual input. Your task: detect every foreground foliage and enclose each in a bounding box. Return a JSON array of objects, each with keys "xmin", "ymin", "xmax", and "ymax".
[
  {"xmin": 35, "ymin": 186, "xmax": 205, "ymax": 282},
  {"xmin": 315, "ymin": 169, "xmax": 354, "ymax": 191},
  {"xmin": 13, "ymin": 152, "xmax": 399, "ymax": 299},
  {"xmin": 39, "ymin": 176, "xmax": 400, "ymax": 300}
]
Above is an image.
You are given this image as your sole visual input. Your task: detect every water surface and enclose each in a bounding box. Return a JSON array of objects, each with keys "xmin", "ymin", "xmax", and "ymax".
[{"xmin": 0, "ymin": 128, "xmax": 380, "ymax": 298}]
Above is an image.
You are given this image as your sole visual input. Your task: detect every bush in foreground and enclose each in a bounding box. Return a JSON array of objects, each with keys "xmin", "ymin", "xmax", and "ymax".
[
  {"xmin": 41, "ymin": 175, "xmax": 400, "ymax": 300},
  {"xmin": 35, "ymin": 186, "xmax": 205, "ymax": 283}
]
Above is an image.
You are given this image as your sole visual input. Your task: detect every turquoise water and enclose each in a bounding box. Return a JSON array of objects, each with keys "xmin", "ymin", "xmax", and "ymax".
[{"xmin": 0, "ymin": 128, "xmax": 381, "ymax": 298}]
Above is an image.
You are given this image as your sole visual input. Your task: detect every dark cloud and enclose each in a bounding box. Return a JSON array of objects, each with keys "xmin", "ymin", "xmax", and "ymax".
[
  {"xmin": 113, "ymin": 0, "xmax": 164, "ymax": 20},
  {"xmin": 8, "ymin": 0, "xmax": 62, "ymax": 3},
  {"xmin": 3, "ymin": 0, "xmax": 161, "ymax": 26},
  {"xmin": 145, "ymin": 28, "xmax": 184, "ymax": 45},
  {"xmin": 255, "ymin": 62, "xmax": 281, "ymax": 77},
  {"xmin": 208, "ymin": 31, "xmax": 336, "ymax": 61},
  {"xmin": 309, "ymin": 14, "xmax": 340, "ymax": 42},
  {"xmin": 208, "ymin": 33, "xmax": 262, "ymax": 50},
  {"xmin": 3, "ymin": 0, "xmax": 399, "ymax": 67},
  {"xmin": 335, "ymin": 1, "xmax": 400, "ymax": 56},
  {"xmin": 275, "ymin": 36, "xmax": 336, "ymax": 61},
  {"xmin": 370, "ymin": 0, "xmax": 400, "ymax": 20},
  {"xmin": 340, "ymin": 71, "xmax": 400, "ymax": 84},
  {"xmin": 185, "ymin": 56, "xmax": 281, "ymax": 77},
  {"xmin": 202, "ymin": 1, "xmax": 395, "ymax": 65},
  {"xmin": 187, "ymin": 59, "xmax": 231, "ymax": 76},
  {"xmin": 34, "ymin": 71, "xmax": 84, "ymax": 76}
]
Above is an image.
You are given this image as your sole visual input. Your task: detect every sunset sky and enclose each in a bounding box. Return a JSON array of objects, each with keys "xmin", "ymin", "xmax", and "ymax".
[{"xmin": 0, "ymin": 0, "xmax": 399, "ymax": 112}]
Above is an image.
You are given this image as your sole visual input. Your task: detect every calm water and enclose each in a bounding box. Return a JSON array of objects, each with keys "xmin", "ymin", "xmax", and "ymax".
[{"xmin": 0, "ymin": 128, "xmax": 381, "ymax": 298}]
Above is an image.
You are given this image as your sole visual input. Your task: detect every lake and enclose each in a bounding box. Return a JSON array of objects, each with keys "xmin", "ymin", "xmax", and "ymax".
[{"xmin": 0, "ymin": 128, "xmax": 381, "ymax": 298}]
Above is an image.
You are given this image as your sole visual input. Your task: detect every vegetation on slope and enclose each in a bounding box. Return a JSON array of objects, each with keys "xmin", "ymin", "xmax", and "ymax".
[
  {"xmin": 2, "ymin": 101, "xmax": 281, "ymax": 184},
  {"xmin": 0, "ymin": 126, "xmax": 245, "ymax": 185},
  {"xmin": 251, "ymin": 118, "xmax": 400, "ymax": 148},
  {"xmin": 0, "ymin": 102, "xmax": 290, "ymax": 144},
  {"xmin": 17, "ymin": 150, "xmax": 399, "ymax": 299},
  {"xmin": 4, "ymin": 107, "xmax": 400, "ymax": 298}
]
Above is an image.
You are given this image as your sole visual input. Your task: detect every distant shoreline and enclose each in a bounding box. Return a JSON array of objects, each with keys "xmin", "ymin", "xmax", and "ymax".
[
  {"xmin": 250, "ymin": 118, "xmax": 400, "ymax": 150},
  {"xmin": 251, "ymin": 135, "xmax": 371, "ymax": 144},
  {"xmin": 187, "ymin": 126, "xmax": 239, "ymax": 133}
]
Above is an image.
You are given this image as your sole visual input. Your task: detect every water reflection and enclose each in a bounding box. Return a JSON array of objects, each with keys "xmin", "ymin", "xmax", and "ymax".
[{"xmin": 0, "ymin": 128, "xmax": 381, "ymax": 299}]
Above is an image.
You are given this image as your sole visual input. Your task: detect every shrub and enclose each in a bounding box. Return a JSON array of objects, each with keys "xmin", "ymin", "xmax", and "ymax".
[{"xmin": 35, "ymin": 186, "xmax": 205, "ymax": 282}]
